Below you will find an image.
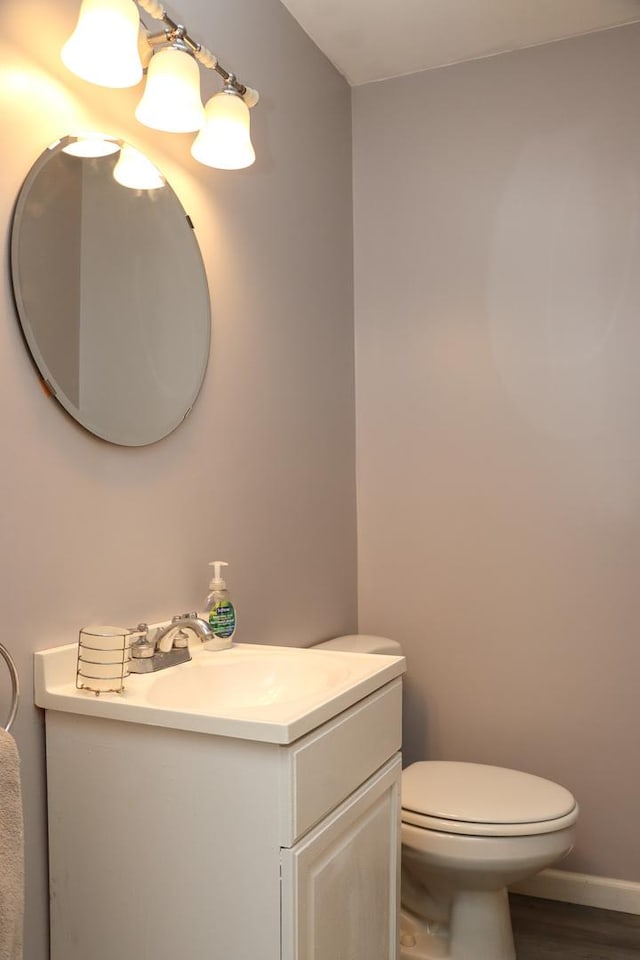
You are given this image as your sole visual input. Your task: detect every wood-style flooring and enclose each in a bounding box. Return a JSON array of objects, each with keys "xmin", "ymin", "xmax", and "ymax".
[{"xmin": 509, "ymin": 894, "xmax": 640, "ymax": 959}]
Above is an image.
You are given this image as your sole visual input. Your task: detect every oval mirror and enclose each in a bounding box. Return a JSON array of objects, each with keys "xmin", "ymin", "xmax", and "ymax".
[{"xmin": 10, "ymin": 135, "xmax": 211, "ymax": 446}]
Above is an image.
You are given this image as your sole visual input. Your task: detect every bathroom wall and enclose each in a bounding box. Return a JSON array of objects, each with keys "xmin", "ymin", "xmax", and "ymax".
[
  {"xmin": 354, "ymin": 24, "xmax": 640, "ymax": 882},
  {"xmin": 0, "ymin": 2, "xmax": 355, "ymax": 957}
]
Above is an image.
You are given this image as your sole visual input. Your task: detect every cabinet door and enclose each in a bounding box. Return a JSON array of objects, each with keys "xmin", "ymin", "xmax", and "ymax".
[{"xmin": 281, "ymin": 755, "xmax": 401, "ymax": 960}]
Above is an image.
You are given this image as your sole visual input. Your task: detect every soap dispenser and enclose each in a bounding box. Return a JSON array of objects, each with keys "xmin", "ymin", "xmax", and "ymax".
[{"xmin": 205, "ymin": 561, "xmax": 236, "ymax": 648}]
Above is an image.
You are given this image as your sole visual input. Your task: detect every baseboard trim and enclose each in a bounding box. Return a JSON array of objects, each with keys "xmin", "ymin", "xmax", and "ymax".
[{"xmin": 510, "ymin": 868, "xmax": 640, "ymax": 915}]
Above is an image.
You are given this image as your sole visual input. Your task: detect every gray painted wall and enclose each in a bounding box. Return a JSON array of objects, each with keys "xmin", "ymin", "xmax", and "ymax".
[
  {"xmin": 1, "ymin": 2, "xmax": 354, "ymax": 957},
  {"xmin": 353, "ymin": 24, "xmax": 640, "ymax": 881}
]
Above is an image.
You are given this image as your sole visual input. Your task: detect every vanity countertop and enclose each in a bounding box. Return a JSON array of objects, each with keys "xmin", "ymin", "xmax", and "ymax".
[{"xmin": 34, "ymin": 641, "xmax": 405, "ymax": 744}]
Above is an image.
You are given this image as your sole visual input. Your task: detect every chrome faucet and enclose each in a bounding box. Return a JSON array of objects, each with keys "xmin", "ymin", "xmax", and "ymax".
[
  {"xmin": 155, "ymin": 613, "xmax": 214, "ymax": 651},
  {"xmin": 129, "ymin": 613, "xmax": 214, "ymax": 673}
]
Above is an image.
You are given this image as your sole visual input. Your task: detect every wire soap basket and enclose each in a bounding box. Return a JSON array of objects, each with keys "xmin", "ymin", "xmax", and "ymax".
[{"xmin": 76, "ymin": 625, "xmax": 133, "ymax": 695}]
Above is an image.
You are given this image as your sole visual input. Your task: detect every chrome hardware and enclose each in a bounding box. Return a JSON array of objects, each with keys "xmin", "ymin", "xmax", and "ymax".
[
  {"xmin": 0, "ymin": 643, "xmax": 19, "ymax": 731},
  {"xmin": 129, "ymin": 614, "xmax": 213, "ymax": 674},
  {"xmin": 130, "ymin": 623, "xmax": 154, "ymax": 658},
  {"xmin": 155, "ymin": 613, "xmax": 213, "ymax": 651}
]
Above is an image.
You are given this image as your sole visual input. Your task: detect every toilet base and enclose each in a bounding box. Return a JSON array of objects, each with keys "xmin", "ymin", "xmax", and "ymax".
[
  {"xmin": 400, "ymin": 909, "xmax": 449, "ymax": 960},
  {"xmin": 399, "ymin": 887, "xmax": 516, "ymax": 960}
]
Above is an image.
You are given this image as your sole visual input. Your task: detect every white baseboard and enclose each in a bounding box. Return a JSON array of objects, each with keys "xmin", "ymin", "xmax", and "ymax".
[{"xmin": 510, "ymin": 868, "xmax": 640, "ymax": 915}]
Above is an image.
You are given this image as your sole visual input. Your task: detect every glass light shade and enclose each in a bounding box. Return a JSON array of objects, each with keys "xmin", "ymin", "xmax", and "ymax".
[
  {"xmin": 113, "ymin": 144, "xmax": 165, "ymax": 190},
  {"xmin": 61, "ymin": 0, "xmax": 142, "ymax": 88},
  {"xmin": 191, "ymin": 90, "xmax": 255, "ymax": 170},
  {"xmin": 62, "ymin": 133, "xmax": 120, "ymax": 157},
  {"xmin": 135, "ymin": 46, "xmax": 205, "ymax": 133}
]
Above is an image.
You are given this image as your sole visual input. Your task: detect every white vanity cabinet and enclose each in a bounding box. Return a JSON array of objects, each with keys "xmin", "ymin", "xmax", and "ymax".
[{"xmin": 44, "ymin": 677, "xmax": 402, "ymax": 960}]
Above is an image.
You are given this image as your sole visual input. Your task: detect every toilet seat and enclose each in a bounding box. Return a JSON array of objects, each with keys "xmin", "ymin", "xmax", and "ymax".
[{"xmin": 401, "ymin": 761, "xmax": 579, "ymax": 838}]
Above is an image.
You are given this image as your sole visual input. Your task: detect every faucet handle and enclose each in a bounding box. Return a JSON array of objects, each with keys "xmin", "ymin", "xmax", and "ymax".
[
  {"xmin": 172, "ymin": 628, "xmax": 190, "ymax": 650},
  {"xmin": 130, "ymin": 623, "xmax": 155, "ymax": 659},
  {"xmin": 167, "ymin": 614, "xmax": 204, "ymax": 649}
]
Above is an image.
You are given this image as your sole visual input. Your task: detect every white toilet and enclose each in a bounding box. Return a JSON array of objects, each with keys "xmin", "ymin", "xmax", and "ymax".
[{"xmin": 313, "ymin": 635, "xmax": 579, "ymax": 960}]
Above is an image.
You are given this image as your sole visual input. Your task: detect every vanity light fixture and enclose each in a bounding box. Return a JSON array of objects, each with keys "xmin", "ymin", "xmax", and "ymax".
[
  {"xmin": 62, "ymin": 0, "xmax": 258, "ymax": 168},
  {"xmin": 62, "ymin": 0, "xmax": 143, "ymax": 88},
  {"xmin": 134, "ymin": 41, "xmax": 205, "ymax": 132},
  {"xmin": 191, "ymin": 78, "xmax": 255, "ymax": 170}
]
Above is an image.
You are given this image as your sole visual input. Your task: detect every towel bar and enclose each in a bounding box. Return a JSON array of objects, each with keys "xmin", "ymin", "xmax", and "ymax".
[{"xmin": 0, "ymin": 643, "xmax": 19, "ymax": 732}]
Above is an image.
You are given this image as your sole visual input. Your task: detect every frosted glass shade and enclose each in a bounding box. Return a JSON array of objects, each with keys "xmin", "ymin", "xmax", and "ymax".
[
  {"xmin": 191, "ymin": 90, "xmax": 255, "ymax": 170},
  {"xmin": 61, "ymin": 0, "xmax": 142, "ymax": 88},
  {"xmin": 62, "ymin": 134, "xmax": 120, "ymax": 157},
  {"xmin": 113, "ymin": 144, "xmax": 165, "ymax": 190},
  {"xmin": 135, "ymin": 46, "xmax": 205, "ymax": 133}
]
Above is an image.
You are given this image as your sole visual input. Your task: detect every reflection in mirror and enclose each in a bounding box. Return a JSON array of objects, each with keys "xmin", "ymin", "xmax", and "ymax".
[
  {"xmin": 113, "ymin": 144, "xmax": 166, "ymax": 190},
  {"xmin": 10, "ymin": 135, "xmax": 211, "ymax": 446}
]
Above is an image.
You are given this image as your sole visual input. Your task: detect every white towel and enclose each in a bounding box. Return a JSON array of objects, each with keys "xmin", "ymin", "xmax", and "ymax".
[{"xmin": 0, "ymin": 729, "xmax": 23, "ymax": 960}]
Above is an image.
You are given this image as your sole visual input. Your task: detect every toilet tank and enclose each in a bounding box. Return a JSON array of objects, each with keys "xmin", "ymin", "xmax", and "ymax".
[{"xmin": 313, "ymin": 634, "xmax": 402, "ymax": 656}]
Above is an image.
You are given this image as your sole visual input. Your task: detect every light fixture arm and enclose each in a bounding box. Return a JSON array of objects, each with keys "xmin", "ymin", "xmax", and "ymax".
[{"xmin": 136, "ymin": 0, "xmax": 259, "ymax": 106}]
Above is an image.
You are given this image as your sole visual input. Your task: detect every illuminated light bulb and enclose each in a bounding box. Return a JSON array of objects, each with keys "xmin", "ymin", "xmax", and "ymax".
[
  {"xmin": 61, "ymin": 0, "xmax": 142, "ymax": 88},
  {"xmin": 135, "ymin": 45, "xmax": 205, "ymax": 133},
  {"xmin": 190, "ymin": 87, "xmax": 255, "ymax": 170},
  {"xmin": 62, "ymin": 133, "xmax": 121, "ymax": 157},
  {"xmin": 113, "ymin": 144, "xmax": 165, "ymax": 190}
]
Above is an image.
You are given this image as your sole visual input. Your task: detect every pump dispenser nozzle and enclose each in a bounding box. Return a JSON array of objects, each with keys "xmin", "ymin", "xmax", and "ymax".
[{"xmin": 208, "ymin": 560, "xmax": 228, "ymax": 589}]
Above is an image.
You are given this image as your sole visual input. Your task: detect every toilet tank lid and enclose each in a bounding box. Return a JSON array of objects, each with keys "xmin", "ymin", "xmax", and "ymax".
[
  {"xmin": 402, "ymin": 761, "xmax": 576, "ymax": 825},
  {"xmin": 314, "ymin": 635, "xmax": 402, "ymax": 656}
]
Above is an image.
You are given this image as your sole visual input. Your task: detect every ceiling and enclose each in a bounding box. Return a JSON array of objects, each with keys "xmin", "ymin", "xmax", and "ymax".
[{"xmin": 278, "ymin": 0, "xmax": 640, "ymax": 85}]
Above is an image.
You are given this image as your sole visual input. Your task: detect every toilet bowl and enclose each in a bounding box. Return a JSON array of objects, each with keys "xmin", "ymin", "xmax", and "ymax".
[
  {"xmin": 400, "ymin": 760, "xmax": 578, "ymax": 960},
  {"xmin": 312, "ymin": 635, "xmax": 579, "ymax": 960}
]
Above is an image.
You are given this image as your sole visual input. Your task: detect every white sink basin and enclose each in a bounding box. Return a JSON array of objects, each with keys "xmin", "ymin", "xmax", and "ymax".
[
  {"xmin": 149, "ymin": 652, "xmax": 352, "ymax": 711},
  {"xmin": 34, "ymin": 640, "xmax": 405, "ymax": 744}
]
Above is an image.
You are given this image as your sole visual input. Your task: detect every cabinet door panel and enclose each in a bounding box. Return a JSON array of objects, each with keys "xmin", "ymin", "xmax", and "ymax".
[{"xmin": 281, "ymin": 755, "xmax": 401, "ymax": 960}]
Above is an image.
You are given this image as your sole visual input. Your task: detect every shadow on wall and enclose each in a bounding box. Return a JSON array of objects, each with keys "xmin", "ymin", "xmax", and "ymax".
[{"xmin": 402, "ymin": 678, "xmax": 429, "ymax": 766}]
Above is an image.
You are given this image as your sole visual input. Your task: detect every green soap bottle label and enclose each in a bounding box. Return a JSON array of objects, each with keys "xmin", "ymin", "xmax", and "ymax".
[{"xmin": 208, "ymin": 600, "xmax": 236, "ymax": 639}]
